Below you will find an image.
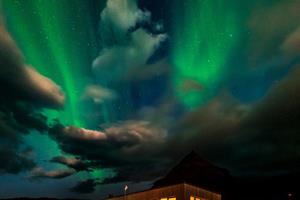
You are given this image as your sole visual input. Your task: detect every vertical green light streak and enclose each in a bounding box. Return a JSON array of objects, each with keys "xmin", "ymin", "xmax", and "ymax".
[
  {"xmin": 2, "ymin": 0, "xmax": 109, "ymax": 179},
  {"xmin": 31, "ymin": 1, "xmax": 80, "ymax": 126},
  {"xmin": 2, "ymin": 0, "xmax": 100, "ymax": 127},
  {"xmin": 172, "ymin": 0, "xmax": 239, "ymax": 108}
]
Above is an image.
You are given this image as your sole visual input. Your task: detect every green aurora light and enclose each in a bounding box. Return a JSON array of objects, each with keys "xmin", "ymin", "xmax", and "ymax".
[
  {"xmin": 3, "ymin": 0, "xmax": 100, "ymax": 127},
  {"xmin": 2, "ymin": 0, "xmax": 109, "ymax": 179},
  {"xmin": 1, "ymin": 0, "xmax": 242, "ymax": 183},
  {"xmin": 171, "ymin": 0, "xmax": 239, "ymax": 108}
]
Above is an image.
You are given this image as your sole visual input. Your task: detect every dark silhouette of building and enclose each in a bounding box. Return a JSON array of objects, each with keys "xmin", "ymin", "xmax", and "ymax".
[
  {"xmin": 153, "ymin": 150, "xmax": 232, "ymax": 194},
  {"xmin": 107, "ymin": 151, "xmax": 229, "ymax": 200},
  {"xmin": 107, "ymin": 151, "xmax": 300, "ymax": 200}
]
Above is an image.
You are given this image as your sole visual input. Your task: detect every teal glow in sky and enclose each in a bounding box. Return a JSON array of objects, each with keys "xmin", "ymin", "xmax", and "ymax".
[{"xmin": 1, "ymin": 0, "xmax": 300, "ymax": 199}]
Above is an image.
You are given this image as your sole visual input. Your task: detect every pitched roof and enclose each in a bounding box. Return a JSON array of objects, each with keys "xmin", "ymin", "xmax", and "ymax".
[{"xmin": 152, "ymin": 150, "xmax": 232, "ymax": 192}]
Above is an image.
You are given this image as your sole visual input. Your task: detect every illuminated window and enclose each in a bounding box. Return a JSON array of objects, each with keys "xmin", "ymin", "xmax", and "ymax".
[
  {"xmin": 160, "ymin": 197, "xmax": 176, "ymax": 200},
  {"xmin": 190, "ymin": 196, "xmax": 200, "ymax": 200}
]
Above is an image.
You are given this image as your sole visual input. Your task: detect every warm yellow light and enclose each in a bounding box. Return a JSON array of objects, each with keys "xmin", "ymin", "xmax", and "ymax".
[
  {"xmin": 191, "ymin": 196, "xmax": 200, "ymax": 200},
  {"xmin": 160, "ymin": 198, "xmax": 168, "ymax": 200},
  {"xmin": 169, "ymin": 198, "xmax": 176, "ymax": 200}
]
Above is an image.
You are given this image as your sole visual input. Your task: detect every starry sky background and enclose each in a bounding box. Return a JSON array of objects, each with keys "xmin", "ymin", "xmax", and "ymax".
[{"xmin": 0, "ymin": 0, "xmax": 300, "ymax": 199}]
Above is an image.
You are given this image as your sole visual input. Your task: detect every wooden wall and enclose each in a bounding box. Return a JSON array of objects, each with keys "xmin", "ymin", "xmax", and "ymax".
[
  {"xmin": 108, "ymin": 184, "xmax": 184, "ymax": 200},
  {"xmin": 107, "ymin": 183, "xmax": 221, "ymax": 200},
  {"xmin": 184, "ymin": 184, "xmax": 221, "ymax": 200}
]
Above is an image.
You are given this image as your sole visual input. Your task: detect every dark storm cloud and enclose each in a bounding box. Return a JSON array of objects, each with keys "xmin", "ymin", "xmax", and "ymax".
[
  {"xmin": 0, "ymin": 21, "xmax": 65, "ymax": 108},
  {"xmin": 48, "ymin": 120, "xmax": 167, "ymax": 166},
  {"xmin": 50, "ymin": 156, "xmax": 93, "ymax": 172},
  {"xmin": 247, "ymin": 0, "xmax": 300, "ymax": 64},
  {"xmin": 233, "ymin": 65, "xmax": 300, "ymax": 174},
  {"xmin": 167, "ymin": 95, "xmax": 248, "ymax": 160},
  {"xmin": 28, "ymin": 167, "xmax": 76, "ymax": 179},
  {"xmin": 169, "ymin": 64, "xmax": 300, "ymax": 176},
  {"xmin": 70, "ymin": 179, "xmax": 99, "ymax": 194},
  {"xmin": 0, "ymin": 12, "xmax": 65, "ymax": 174},
  {"xmin": 0, "ymin": 146, "xmax": 36, "ymax": 174},
  {"xmin": 48, "ymin": 98, "xmax": 244, "ymax": 184},
  {"xmin": 0, "ymin": 13, "xmax": 65, "ymax": 108},
  {"xmin": 0, "ymin": 104, "xmax": 48, "ymax": 173},
  {"xmin": 48, "ymin": 120, "xmax": 169, "ymax": 184}
]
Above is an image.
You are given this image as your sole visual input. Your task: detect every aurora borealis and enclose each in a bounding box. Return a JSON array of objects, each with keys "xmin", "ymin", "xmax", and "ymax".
[
  {"xmin": 1, "ymin": 0, "xmax": 300, "ymax": 199},
  {"xmin": 171, "ymin": 0, "xmax": 239, "ymax": 108},
  {"xmin": 3, "ymin": 0, "xmax": 101, "ymax": 127}
]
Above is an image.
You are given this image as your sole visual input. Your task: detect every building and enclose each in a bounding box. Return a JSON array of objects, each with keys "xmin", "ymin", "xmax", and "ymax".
[
  {"xmin": 108, "ymin": 151, "xmax": 300, "ymax": 200},
  {"xmin": 152, "ymin": 151, "xmax": 231, "ymax": 193},
  {"xmin": 107, "ymin": 182, "xmax": 221, "ymax": 200},
  {"xmin": 107, "ymin": 151, "xmax": 231, "ymax": 200}
]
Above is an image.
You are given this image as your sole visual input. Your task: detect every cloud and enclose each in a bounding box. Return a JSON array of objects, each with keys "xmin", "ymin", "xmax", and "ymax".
[
  {"xmin": 136, "ymin": 94, "xmax": 185, "ymax": 126},
  {"xmin": 93, "ymin": 0, "xmax": 167, "ymax": 83},
  {"xmin": 50, "ymin": 156, "xmax": 93, "ymax": 172},
  {"xmin": 100, "ymin": 0, "xmax": 150, "ymax": 36},
  {"xmin": 48, "ymin": 61, "xmax": 300, "ymax": 184},
  {"xmin": 165, "ymin": 95, "xmax": 249, "ymax": 161},
  {"xmin": 245, "ymin": 65, "xmax": 300, "ymax": 127},
  {"xmin": 0, "ymin": 103, "xmax": 48, "ymax": 174},
  {"xmin": 247, "ymin": 0, "xmax": 300, "ymax": 64},
  {"xmin": 86, "ymin": 63, "xmax": 300, "ymax": 180},
  {"xmin": 234, "ymin": 65, "xmax": 300, "ymax": 174},
  {"xmin": 167, "ymin": 64, "xmax": 300, "ymax": 176},
  {"xmin": 0, "ymin": 18, "xmax": 64, "ymax": 108},
  {"xmin": 70, "ymin": 179, "xmax": 99, "ymax": 194},
  {"xmin": 0, "ymin": 64, "xmax": 65, "ymax": 108},
  {"xmin": 28, "ymin": 167, "xmax": 76, "ymax": 179},
  {"xmin": 0, "ymin": 15, "xmax": 23, "ymax": 69},
  {"xmin": 63, "ymin": 126, "xmax": 107, "ymax": 141},
  {"xmin": 22, "ymin": 66, "xmax": 65, "ymax": 108},
  {"xmin": 82, "ymin": 84, "xmax": 117, "ymax": 104},
  {"xmin": 0, "ymin": 146, "xmax": 36, "ymax": 174},
  {"xmin": 93, "ymin": 29, "xmax": 167, "ymax": 82},
  {"xmin": 104, "ymin": 120, "xmax": 166, "ymax": 144},
  {"xmin": 281, "ymin": 26, "xmax": 300, "ymax": 57},
  {"xmin": 0, "ymin": 13, "xmax": 64, "ymax": 174},
  {"xmin": 50, "ymin": 120, "xmax": 166, "ymax": 154},
  {"xmin": 49, "ymin": 120, "xmax": 168, "ymax": 184}
]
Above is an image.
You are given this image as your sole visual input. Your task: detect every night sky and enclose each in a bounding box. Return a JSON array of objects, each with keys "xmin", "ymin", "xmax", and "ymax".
[{"xmin": 0, "ymin": 0, "xmax": 300, "ymax": 199}]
